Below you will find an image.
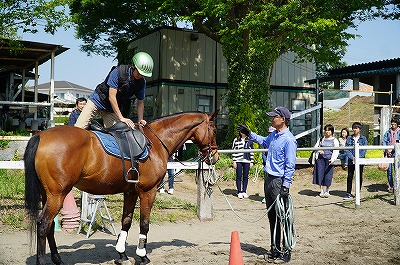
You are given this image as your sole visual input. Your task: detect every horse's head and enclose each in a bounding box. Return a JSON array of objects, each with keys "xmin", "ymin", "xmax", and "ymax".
[{"xmin": 191, "ymin": 111, "xmax": 219, "ymax": 165}]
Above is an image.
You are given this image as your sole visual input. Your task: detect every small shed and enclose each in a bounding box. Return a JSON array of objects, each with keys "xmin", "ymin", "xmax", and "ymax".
[{"xmin": 127, "ymin": 27, "xmax": 317, "ymax": 144}]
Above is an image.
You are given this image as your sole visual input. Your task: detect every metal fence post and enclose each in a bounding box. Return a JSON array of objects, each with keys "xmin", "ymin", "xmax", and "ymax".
[
  {"xmin": 355, "ymin": 143, "xmax": 361, "ymax": 209},
  {"xmin": 394, "ymin": 144, "xmax": 400, "ymax": 205}
]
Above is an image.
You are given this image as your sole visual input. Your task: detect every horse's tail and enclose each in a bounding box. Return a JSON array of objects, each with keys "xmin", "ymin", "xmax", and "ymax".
[{"xmin": 23, "ymin": 134, "xmax": 41, "ymax": 241}]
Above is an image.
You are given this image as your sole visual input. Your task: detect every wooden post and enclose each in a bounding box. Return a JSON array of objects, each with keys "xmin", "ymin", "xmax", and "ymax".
[
  {"xmin": 394, "ymin": 144, "xmax": 400, "ymax": 205},
  {"xmin": 197, "ymin": 169, "xmax": 213, "ymax": 221}
]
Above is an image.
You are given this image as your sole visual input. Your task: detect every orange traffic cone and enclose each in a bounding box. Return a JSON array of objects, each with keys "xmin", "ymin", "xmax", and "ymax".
[
  {"xmin": 60, "ymin": 191, "xmax": 80, "ymax": 232},
  {"xmin": 228, "ymin": 231, "xmax": 244, "ymax": 265}
]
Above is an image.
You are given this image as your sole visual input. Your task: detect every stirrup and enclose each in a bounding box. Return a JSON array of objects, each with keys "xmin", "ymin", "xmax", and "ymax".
[{"xmin": 125, "ymin": 167, "xmax": 139, "ymax": 183}]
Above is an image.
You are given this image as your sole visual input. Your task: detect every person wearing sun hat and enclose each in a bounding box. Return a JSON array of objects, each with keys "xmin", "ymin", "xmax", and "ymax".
[{"xmin": 237, "ymin": 106, "xmax": 297, "ymax": 264}]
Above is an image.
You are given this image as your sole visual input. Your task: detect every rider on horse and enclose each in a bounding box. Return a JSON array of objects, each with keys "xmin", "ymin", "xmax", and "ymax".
[{"xmin": 74, "ymin": 51, "xmax": 154, "ymax": 130}]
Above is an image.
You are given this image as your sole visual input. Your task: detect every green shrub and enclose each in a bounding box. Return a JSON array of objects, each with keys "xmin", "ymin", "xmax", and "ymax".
[
  {"xmin": 215, "ymin": 154, "xmax": 232, "ymax": 170},
  {"xmin": 0, "ymin": 130, "xmax": 30, "ymax": 149},
  {"xmin": 54, "ymin": 116, "xmax": 69, "ymax": 125}
]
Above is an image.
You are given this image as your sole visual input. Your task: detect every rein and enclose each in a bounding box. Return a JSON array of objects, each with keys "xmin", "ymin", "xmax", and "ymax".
[
  {"xmin": 145, "ymin": 114, "xmax": 218, "ymax": 159},
  {"xmin": 145, "ymin": 124, "xmax": 173, "ymax": 156}
]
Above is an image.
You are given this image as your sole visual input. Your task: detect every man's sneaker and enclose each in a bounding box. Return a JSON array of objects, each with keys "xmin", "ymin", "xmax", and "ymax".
[
  {"xmin": 319, "ymin": 191, "xmax": 325, "ymax": 198},
  {"xmin": 237, "ymin": 193, "xmax": 243, "ymax": 199},
  {"xmin": 265, "ymin": 248, "xmax": 280, "ymax": 263},
  {"xmin": 324, "ymin": 191, "xmax": 330, "ymax": 198},
  {"xmin": 159, "ymin": 188, "xmax": 165, "ymax": 193},
  {"xmin": 343, "ymin": 193, "xmax": 352, "ymax": 200},
  {"xmin": 241, "ymin": 193, "xmax": 249, "ymax": 198},
  {"xmin": 274, "ymin": 251, "xmax": 291, "ymax": 264},
  {"xmin": 167, "ymin": 188, "xmax": 174, "ymax": 195}
]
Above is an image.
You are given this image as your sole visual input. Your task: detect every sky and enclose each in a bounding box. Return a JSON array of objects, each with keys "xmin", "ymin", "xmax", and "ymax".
[{"xmin": 21, "ymin": 18, "xmax": 400, "ymax": 90}]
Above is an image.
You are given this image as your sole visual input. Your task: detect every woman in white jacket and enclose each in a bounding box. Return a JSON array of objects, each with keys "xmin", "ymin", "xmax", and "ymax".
[{"xmin": 312, "ymin": 124, "xmax": 339, "ymax": 198}]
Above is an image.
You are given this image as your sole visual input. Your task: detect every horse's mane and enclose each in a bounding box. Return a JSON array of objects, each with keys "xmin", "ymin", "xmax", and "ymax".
[{"xmin": 148, "ymin": 111, "xmax": 204, "ymax": 124}]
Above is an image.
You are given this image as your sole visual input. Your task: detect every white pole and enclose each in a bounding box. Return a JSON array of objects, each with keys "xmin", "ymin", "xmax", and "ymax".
[
  {"xmin": 49, "ymin": 51, "xmax": 55, "ymax": 128},
  {"xmin": 394, "ymin": 144, "xmax": 400, "ymax": 205},
  {"xmin": 355, "ymin": 143, "xmax": 361, "ymax": 209}
]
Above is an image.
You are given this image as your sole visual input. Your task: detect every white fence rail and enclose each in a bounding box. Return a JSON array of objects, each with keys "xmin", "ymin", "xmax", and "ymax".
[
  {"xmin": 1, "ymin": 136, "xmax": 399, "ymax": 207},
  {"xmin": 220, "ymin": 144, "xmax": 399, "ymax": 207}
]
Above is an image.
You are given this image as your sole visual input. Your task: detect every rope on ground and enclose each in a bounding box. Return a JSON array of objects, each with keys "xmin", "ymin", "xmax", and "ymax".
[{"xmin": 216, "ymin": 182, "xmax": 272, "ymax": 223}]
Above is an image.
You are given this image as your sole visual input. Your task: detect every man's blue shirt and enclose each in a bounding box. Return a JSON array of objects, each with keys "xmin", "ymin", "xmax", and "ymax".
[
  {"xmin": 249, "ymin": 128, "xmax": 297, "ymax": 188},
  {"xmin": 107, "ymin": 67, "xmax": 145, "ymax": 100},
  {"xmin": 68, "ymin": 109, "xmax": 81, "ymax": 126},
  {"xmin": 90, "ymin": 66, "xmax": 146, "ymax": 112}
]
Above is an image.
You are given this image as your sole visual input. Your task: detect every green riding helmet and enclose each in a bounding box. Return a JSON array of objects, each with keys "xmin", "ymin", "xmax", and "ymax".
[{"xmin": 132, "ymin": 52, "xmax": 154, "ymax": 77}]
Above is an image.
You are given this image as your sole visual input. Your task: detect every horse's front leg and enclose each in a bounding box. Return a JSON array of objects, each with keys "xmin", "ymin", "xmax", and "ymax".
[
  {"xmin": 115, "ymin": 191, "xmax": 138, "ymax": 264},
  {"xmin": 135, "ymin": 188, "xmax": 157, "ymax": 265}
]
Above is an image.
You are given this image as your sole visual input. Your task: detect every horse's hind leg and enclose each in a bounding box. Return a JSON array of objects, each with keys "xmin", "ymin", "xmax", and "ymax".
[
  {"xmin": 47, "ymin": 221, "xmax": 63, "ymax": 264},
  {"xmin": 37, "ymin": 196, "xmax": 64, "ymax": 265}
]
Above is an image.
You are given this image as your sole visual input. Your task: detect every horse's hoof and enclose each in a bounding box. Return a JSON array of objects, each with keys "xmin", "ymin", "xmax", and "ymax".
[
  {"xmin": 138, "ymin": 255, "xmax": 151, "ymax": 265},
  {"xmin": 115, "ymin": 251, "xmax": 131, "ymax": 265},
  {"xmin": 115, "ymin": 259, "xmax": 133, "ymax": 265}
]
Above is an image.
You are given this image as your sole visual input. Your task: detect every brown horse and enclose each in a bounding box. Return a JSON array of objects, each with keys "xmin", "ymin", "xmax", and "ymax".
[{"xmin": 24, "ymin": 111, "xmax": 219, "ymax": 265}]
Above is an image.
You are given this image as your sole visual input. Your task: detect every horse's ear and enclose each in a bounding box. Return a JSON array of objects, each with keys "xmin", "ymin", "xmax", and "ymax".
[{"xmin": 209, "ymin": 110, "xmax": 219, "ymax": 121}]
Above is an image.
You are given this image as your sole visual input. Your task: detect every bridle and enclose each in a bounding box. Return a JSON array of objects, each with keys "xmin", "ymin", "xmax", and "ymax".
[{"xmin": 198, "ymin": 113, "xmax": 218, "ymax": 163}]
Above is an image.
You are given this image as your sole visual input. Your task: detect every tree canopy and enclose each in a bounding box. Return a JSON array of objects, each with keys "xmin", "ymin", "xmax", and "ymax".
[
  {"xmin": 0, "ymin": 0, "xmax": 70, "ymax": 40},
  {"xmin": 69, "ymin": 0, "xmax": 400, "ymax": 144}
]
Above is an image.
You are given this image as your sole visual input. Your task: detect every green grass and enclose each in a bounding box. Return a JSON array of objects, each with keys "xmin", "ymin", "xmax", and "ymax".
[
  {"xmin": 0, "ymin": 169, "xmax": 197, "ymax": 231},
  {"xmin": 0, "ymin": 169, "xmax": 25, "ymax": 197},
  {"xmin": 333, "ymin": 166, "xmax": 387, "ymax": 183},
  {"xmin": 0, "ymin": 169, "xmax": 26, "ymax": 229},
  {"xmin": 297, "ymin": 149, "xmax": 384, "ymax": 159}
]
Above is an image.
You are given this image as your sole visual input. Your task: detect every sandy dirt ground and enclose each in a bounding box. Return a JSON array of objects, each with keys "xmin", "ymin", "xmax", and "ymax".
[{"xmin": 1, "ymin": 167, "xmax": 400, "ymax": 265}]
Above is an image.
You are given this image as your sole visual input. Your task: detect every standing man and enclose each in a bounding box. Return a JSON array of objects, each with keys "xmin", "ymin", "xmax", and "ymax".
[
  {"xmin": 75, "ymin": 51, "xmax": 153, "ymax": 129},
  {"xmin": 343, "ymin": 122, "xmax": 368, "ymax": 199},
  {"xmin": 382, "ymin": 117, "xmax": 400, "ymax": 193},
  {"xmin": 238, "ymin": 106, "xmax": 297, "ymax": 264},
  {"xmin": 68, "ymin": 97, "xmax": 87, "ymax": 126}
]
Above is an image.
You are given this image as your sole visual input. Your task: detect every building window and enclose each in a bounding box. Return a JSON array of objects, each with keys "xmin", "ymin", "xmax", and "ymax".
[{"xmin": 197, "ymin": 95, "xmax": 213, "ymax": 112}]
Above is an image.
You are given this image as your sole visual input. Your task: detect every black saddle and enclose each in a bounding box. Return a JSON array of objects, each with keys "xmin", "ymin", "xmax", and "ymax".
[{"xmin": 90, "ymin": 121, "xmax": 149, "ymax": 183}]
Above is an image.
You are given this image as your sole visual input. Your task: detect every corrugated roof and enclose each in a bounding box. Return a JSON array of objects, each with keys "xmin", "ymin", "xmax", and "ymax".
[
  {"xmin": 0, "ymin": 39, "xmax": 69, "ymax": 74},
  {"xmin": 306, "ymin": 57, "xmax": 400, "ymax": 84},
  {"xmin": 29, "ymin": 81, "xmax": 92, "ymax": 91}
]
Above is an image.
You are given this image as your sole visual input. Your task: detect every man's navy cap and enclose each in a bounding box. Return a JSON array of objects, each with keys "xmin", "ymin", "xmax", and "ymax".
[{"xmin": 266, "ymin": 106, "xmax": 292, "ymax": 119}]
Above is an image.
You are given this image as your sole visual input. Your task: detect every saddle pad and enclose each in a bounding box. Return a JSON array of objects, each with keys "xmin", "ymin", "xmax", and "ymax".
[{"xmin": 92, "ymin": 131, "xmax": 148, "ymax": 160}]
